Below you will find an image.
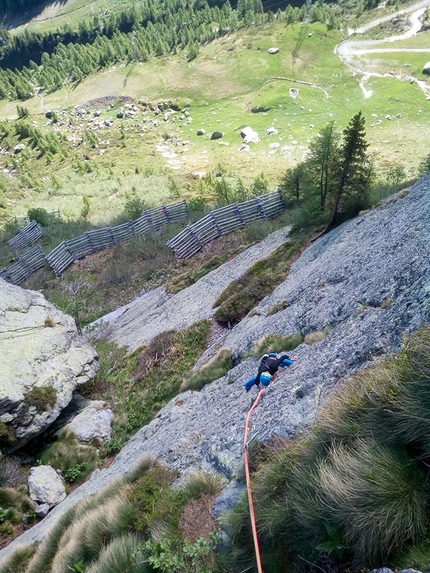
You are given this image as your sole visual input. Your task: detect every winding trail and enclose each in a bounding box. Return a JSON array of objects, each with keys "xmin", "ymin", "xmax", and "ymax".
[{"xmin": 335, "ymin": 0, "xmax": 430, "ymax": 98}]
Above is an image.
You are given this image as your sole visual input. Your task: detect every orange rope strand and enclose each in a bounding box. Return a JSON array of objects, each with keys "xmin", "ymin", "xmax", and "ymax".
[{"xmin": 243, "ymin": 387, "xmax": 266, "ymax": 573}]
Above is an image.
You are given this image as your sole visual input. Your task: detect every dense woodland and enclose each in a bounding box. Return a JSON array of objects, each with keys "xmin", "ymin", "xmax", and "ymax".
[{"xmin": 0, "ymin": 0, "xmax": 377, "ymax": 101}]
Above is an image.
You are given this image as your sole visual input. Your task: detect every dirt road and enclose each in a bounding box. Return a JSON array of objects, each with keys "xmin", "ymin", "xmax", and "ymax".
[{"xmin": 335, "ymin": 0, "xmax": 430, "ymax": 98}]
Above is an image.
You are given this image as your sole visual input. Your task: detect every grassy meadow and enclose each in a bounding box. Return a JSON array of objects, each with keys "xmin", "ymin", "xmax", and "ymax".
[{"xmin": 0, "ymin": 13, "xmax": 429, "ymax": 226}]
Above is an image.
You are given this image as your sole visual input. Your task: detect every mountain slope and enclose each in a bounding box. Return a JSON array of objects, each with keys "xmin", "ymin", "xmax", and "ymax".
[{"xmin": 1, "ymin": 173, "xmax": 429, "ymax": 561}]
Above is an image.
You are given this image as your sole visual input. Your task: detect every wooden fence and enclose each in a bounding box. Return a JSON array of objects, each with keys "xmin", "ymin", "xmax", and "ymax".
[
  {"xmin": 167, "ymin": 190, "xmax": 286, "ymax": 258},
  {"xmin": 8, "ymin": 220, "xmax": 44, "ymax": 251},
  {"xmin": 0, "ymin": 246, "xmax": 46, "ymax": 285},
  {"xmin": 46, "ymin": 200, "xmax": 188, "ymax": 276}
]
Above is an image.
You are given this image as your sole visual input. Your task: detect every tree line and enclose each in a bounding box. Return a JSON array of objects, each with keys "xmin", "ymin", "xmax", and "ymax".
[{"xmin": 0, "ymin": 0, "xmax": 342, "ymax": 101}]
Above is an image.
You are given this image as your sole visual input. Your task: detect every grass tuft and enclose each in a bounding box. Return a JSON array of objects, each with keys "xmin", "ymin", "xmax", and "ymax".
[
  {"xmin": 252, "ymin": 332, "xmax": 304, "ymax": 356},
  {"xmin": 180, "ymin": 347, "xmax": 233, "ymax": 392}
]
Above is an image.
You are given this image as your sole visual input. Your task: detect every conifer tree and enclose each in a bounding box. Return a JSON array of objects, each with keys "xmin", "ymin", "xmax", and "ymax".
[{"xmin": 328, "ymin": 111, "xmax": 371, "ymax": 226}]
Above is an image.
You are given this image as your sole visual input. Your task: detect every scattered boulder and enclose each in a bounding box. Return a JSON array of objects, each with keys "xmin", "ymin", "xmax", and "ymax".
[
  {"xmin": 197, "ymin": 128, "xmax": 205, "ymax": 136},
  {"xmin": 0, "ymin": 280, "xmax": 99, "ymax": 452},
  {"xmin": 423, "ymin": 61, "xmax": 430, "ymax": 75},
  {"xmin": 289, "ymin": 88, "xmax": 299, "ymax": 98},
  {"xmin": 14, "ymin": 144, "xmax": 25, "ymax": 154},
  {"xmin": 239, "ymin": 144, "xmax": 250, "ymax": 152},
  {"xmin": 44, "ymin": 111, "xmax": 54, "ymax": 119},
  {"xmin": 210, "ymin": 131, "xmax": 224, "ymax": 140},
  {"xmin": 267, "ymin": 47, "xmax": 279, "ymax": 54},
  {"xmin": 65, "ymin": 401, "xmax": 114, "ymax": 442},
  {"xmin": 116, "ymin": 109, "xmax": 124, "ymax": 119},
  {"xmin": 251, "ymin": 105, "xmax": 271, "ymax": 113},
  {"xmin": 266, "ymin": 127, "xmax": 278, "ymax": 135},
  {"xmin": 240, "ymin": 126, "xmax": 259, "ymax": 143},
  {"xmin": 28, "ymin": 466, "xmax": 66, "ymax": 508}
]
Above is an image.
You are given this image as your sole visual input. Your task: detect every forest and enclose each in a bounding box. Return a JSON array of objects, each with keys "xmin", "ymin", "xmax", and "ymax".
[{"xmin": 0, "ymin": 0, "xmax": 380, "ymax": 101}]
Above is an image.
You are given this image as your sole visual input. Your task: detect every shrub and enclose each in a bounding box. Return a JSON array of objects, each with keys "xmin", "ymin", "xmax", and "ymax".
[
  {"xmin": 180, "ymin": 470, "xmax": 226, "ymax": 501},
  {"xmin": 134, "ymin": 331, "xmax": 176, "ymax": 381},
  {"xmin": 181, "ymin": 347, "xmax": 233, "ymax": 392},
  {"xmin": 27, "ymin": 207, "xmax": 50, "ymax": 226},
  {"xmin": 304, "ymin": 330, "xmax": 327, "ymax": 345}
]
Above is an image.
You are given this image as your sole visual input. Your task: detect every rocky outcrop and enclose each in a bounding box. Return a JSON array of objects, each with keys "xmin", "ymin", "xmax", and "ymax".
[
  {"xmin": 0, "ymin": 280, "xmax": 99, "ymax": 451},
  {"xmin": 1, "ymin": 175, "xmax": 429, "ymax": 558}
]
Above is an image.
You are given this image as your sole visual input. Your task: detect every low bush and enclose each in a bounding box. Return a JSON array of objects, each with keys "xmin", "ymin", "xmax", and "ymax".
[
  {"xmin": 304, "ymin": 330, "xmax": 327, "ymax": 345},
  {"xmin": 181, "ymin": 347, "xmax": 233, "ymax": 392}
]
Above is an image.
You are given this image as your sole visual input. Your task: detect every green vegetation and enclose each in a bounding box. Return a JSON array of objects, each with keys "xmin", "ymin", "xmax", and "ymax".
[
  {"xmin": 214, "ymin": 239, "xmax": 302, "ymax": 326},
  {"xmin": 85, "ymin": 320, "xmax": 211, "ymax": 445},
  {"xmin": 281, "ymin": 112, "xmax": 373, "ymax": 229},
  {"xmin": 227, "ymin": 324, "xmax": 430, "ymax": 572},
  {"xmin": 39, "ymin": 429, "xmax": 100, "ymax": 485},
  {"xmin": 181, "ymin": 347, "xmax": 233, "ymax": 392},
  {"xmin": 252, "ymin": 332, "xmax": 304, "ymax": 356},
  {"xmin": 24, "ymin": 386, "xmax": 57, "ymax": 412},
  {"xmin": 0, "ymin": 460, "xmax": 224, "ymax": 573}
]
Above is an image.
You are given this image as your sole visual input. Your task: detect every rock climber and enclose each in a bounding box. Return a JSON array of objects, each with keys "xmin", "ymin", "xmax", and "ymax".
[{"xmin": 244, "ymin": 351, "xmax": 298, "ymax": 392}]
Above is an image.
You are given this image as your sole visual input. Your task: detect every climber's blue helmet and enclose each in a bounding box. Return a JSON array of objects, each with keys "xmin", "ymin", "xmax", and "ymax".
[{"xmin": 259, "ymin": 372, "xmax": 273, "ymax": 387}]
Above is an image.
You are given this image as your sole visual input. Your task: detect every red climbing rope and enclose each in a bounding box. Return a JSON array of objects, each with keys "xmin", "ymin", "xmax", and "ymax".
[{"xmin": 243, "ymin": 387, "xmax": 266, "ymax": 573}]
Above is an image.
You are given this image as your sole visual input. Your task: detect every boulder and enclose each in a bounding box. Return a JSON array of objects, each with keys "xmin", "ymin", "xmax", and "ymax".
[
  {"xmin": 266, "ymin": 127, "xmax": 278, "ymax": 135},
  {"xmin": 28, "ymin": 466, "xmax": 66, "ymax": 508},
  {"xmin": 240, "ymin": 126, "xmax": 259, "ymax": 144},
  {"xmin": 267, "ymin": 47, "xmax": 279, "ymax": 54},
  {"xmin": 0, "ymin": 280, "xmax": 99, "ymax": 451},
  {"xmin": 14, "ymin": 144, "xmax": 25, "ymax": 154},
  {"xmin": 210, "ymin": 131, "xmax": 224, "ymax": 140},
  {"xmin": 423, "ymin": 62, "xmax": 430, "ymax": 75},
  {"xmin": 197, "ymin": 128, "xmax": 205, "ymax": 135},
  {"xmin": 66, "ymin": 401, "xmax": 114, "ymax": 442},
  {"xmin": 34, "ymin": 503, "xmax": 50, "ymax": 518}
]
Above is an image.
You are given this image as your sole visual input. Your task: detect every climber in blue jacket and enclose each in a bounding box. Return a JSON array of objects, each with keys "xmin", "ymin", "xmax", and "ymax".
[{"xmin": 244, "ymin": 352, "xmax": 298, "ymax": 392}]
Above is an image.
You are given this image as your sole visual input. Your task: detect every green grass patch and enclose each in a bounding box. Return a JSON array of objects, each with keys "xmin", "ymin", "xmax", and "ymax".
[
  {"xmin": 252, "ymin": 332, "xmax": 304, "ymax": 356},
  {"xmin": 39, "ymin": 429, "xmax": 100, "ymax": 485},
  {"xmin": 86, "ymin": 320, "xmax": 211, "ymax": 444},
  {"xmin": 166, "ymin": 253, "xmax": 233, "ymax": 295},
  {"xmin": 181, "ymin": 347, "xmax": 233, "ymax": 392},
  {"xmin": 213, "ymin": 240, "xmax": 302, "ymax": 326}
]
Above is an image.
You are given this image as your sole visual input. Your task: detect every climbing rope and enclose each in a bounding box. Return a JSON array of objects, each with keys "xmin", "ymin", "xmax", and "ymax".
[{"xmin": 243, "ymin": 386, "xmax": 266, "ymax": 573}]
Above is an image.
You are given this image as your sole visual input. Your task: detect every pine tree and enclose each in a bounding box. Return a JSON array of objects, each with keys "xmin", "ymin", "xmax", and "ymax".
[{"xmin": 328, "ymin": 111, "xmax": 371, "ymax": 226}]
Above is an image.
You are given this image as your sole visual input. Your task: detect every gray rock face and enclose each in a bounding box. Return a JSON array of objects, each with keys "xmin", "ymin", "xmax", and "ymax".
[
  {"xmin": 0, "ymin": 280, "xmax": 99, "ymax": 451},
  {"xmin": 66, "ymin": 401, "xmax": 114, "ymax": 442},
  {"xmin": 1, "ymin": 176, "xmax": 430, "ymax": 559},
  {"xmin": 28, "ymin": 466, "xmax": 66, "ymax": 508}
]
